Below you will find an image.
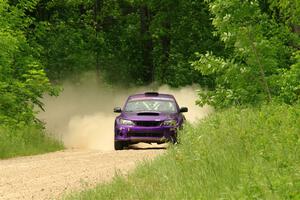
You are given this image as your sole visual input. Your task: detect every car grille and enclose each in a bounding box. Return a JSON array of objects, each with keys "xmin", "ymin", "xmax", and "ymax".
[
  {"xmin": 134, "ymin": 121, "xmax": 161, "ymax": 127},
  {"xmin": 128, "ymin": 132, "xmax": 164, "ymax": 137}
]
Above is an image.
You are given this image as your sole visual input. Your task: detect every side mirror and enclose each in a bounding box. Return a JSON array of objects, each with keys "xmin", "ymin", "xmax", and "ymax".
[
  {"xmin": 114, "ymin": 107, "xmax": 122, "ymax": 113},
  {"xmin": 180, "ymin": 107, "xmax": 188, "ymax": 113}
]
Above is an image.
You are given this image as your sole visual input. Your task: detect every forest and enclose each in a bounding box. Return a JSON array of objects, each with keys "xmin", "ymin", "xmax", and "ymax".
[{"xmin": 0, "ymin": 0, "xmax": 299, "ymax": 157}]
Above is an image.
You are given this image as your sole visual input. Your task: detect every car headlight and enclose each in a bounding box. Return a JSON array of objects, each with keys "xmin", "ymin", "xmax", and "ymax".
[
  {"xmin": 119, "ymin": 119, "xmax": 135, "ymax": 126},
  {"xmin": 162, "ymin": 119, "xmax": 177, "ymax": 126}
]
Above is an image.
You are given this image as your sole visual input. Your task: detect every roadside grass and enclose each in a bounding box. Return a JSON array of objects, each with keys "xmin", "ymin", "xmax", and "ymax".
[
  {"xmin": 0, "ymin": 125, "xmax": 64, "ymax": 159},
  {"xmin": 68, "ymin": 103, "xmax": 300, "ymax": 199}
]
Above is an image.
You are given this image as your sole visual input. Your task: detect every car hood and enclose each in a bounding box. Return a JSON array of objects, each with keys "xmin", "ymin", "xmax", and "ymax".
[{"xmin": 120, "ymin": 112, "xmax": 178, "ymax": 121}]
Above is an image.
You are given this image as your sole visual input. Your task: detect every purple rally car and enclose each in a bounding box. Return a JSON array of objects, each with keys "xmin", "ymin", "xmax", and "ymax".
[{"xmin": 113, "ymin": 92, "xmax": 188, "ymax": 150}]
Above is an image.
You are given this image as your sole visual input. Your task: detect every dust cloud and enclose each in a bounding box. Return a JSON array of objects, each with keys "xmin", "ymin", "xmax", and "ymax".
[{"xmin": 38, "ymin": 74, "xmax": 213, "ymax": 150}]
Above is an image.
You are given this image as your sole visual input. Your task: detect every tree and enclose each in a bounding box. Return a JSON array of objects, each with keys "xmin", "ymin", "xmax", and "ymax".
[
  {"xmin": 30, "ymin": 0, "xmax": 220, "ymax": 86},
  {"xmin": 0, "ymin": 0, "xmax": 57, "ymax": 125},
  {"xmin": 192, "ymin": 0, "xmax": 300, "ymax": 108}
]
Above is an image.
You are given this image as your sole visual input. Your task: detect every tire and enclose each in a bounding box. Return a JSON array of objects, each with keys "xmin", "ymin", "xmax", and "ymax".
[
  {"xmin": 114, "ymin": 141, "xmax": 124, "ymax": 150},
  {"xmin": 169, "ymin": 134, "xmax": 178, "ymax": 145},
  {"xmin": 170, "ymin": 137, "xmax": 178, "ymax": 144}
]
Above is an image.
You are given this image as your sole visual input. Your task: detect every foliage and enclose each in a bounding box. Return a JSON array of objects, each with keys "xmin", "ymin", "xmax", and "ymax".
[
  {"xmin": 0, "ymin": 124, "xmax": 64, "ymax": 159},
  {"xmin": 148, "ymin": 0, "xmax": 222, "ymax": 87},
  {"xmin": 33, "ymin": 0, "xmax": 99, "ymax": 81},
  {"xmin": 30, "ymin": 0, "xmax": 221, "ymax": 86},
  {"xmin": 0, "ymin": 1, "xmax": 63, "ymax": 158},
  {"xmin": 267, "ymin": 0, "xmax": 300, "ymax": 25},
  {"xmin": 278, "ymin": 50, "xmax": 300, "ymax": 104},
  {"xmin": 67, "ymin": 104, "xmax": 300, "ymax": 199},
  {"xmin": 0, "ymin": 0, "xmax": 58, "ymax": 124},
  {"xmin": 192, "ymin": 0, "xmax": 300, "ymax": 108},
  {"xmin": 1, "ymin": 0, "xmax": 299, "ymax": 121}
]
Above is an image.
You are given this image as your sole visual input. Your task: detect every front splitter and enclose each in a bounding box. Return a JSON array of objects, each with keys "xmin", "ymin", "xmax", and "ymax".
[{"xmin": 115, "ymin": 136, "xmax": 168, "ymax": 143}]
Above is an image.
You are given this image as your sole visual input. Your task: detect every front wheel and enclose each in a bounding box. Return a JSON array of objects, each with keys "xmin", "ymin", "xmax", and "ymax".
[
  {"xmin": 114, "ymin": 141, "xmax": 129, "ymax": 150},
  {"xmin": 169, "ymin": 135, "xmax": 178, "ymax": 145},
  {"xmin": 114, "ymin": 141, "xmax": 124, "ymax": 150}
]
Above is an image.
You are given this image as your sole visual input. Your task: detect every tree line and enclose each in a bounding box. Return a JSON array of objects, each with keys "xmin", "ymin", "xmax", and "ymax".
[{"xmin": 0, "ymin": 0, "xmax": 299, "ymax": 125}]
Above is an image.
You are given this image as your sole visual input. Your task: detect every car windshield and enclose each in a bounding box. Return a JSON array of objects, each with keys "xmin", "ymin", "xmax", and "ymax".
[{"xmin": 124, "ymin": 99, "xmax": 177, "ymax": 113}]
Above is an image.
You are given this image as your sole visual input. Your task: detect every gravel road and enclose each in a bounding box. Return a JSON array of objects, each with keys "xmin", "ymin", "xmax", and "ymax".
[{"xmin": 0, "ymin": 145, "xmax": 164, "ymax": 200}]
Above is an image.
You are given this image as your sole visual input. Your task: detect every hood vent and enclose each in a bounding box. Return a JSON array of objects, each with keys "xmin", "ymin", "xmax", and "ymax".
[{"xmin": 137, "ymin": 112, "xmax": 160, "ymax": 116}]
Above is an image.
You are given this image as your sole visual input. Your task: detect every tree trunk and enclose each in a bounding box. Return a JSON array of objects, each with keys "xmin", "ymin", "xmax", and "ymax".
[
  {"xmin": 248, "ymin": 29, "xmax": 272, "ymax": 102},
  {"xmin": 140, "ymin": 5, "xmax": 153, "ymax": 84},
  {"xmin": 160, "ymin": 19, "xmax": 171, "ymax": 80}
]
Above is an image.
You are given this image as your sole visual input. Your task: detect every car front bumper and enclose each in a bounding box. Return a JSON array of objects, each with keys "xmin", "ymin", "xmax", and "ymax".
[{"xmin": 115, "ymin": 125, "xmax": 177, "ymax": 143}]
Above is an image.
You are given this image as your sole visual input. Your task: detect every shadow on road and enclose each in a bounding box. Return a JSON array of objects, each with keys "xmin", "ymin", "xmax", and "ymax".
[{"xmin": 127, "ymin": 143, "xmax": 168, "ymax": 150}]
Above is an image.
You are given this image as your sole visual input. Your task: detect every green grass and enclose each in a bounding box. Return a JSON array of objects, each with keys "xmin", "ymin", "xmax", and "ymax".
[
  {"xmin": 0, "ymin": 124, "xmax": 64, "ymax": 159},
  {"xmin": 68, "ymin": 103, "xmax": 300, "ymax": 200}
]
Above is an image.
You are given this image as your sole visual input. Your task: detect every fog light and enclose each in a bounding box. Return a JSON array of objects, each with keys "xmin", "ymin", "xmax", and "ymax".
[{"xmin": 162, "ymin": 119, "xmax": 177, "ymax": 126}]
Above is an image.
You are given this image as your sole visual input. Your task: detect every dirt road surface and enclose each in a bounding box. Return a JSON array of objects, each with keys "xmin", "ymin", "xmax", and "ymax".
[{"xmin": 0, "ymin": 145, "xmax": 165, "ymax": 200}]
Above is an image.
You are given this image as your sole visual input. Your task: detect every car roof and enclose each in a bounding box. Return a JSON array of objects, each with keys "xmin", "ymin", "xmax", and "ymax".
[{"xmin": 128, "ymin": 92, "xmax": 175, "ymax": 101}]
